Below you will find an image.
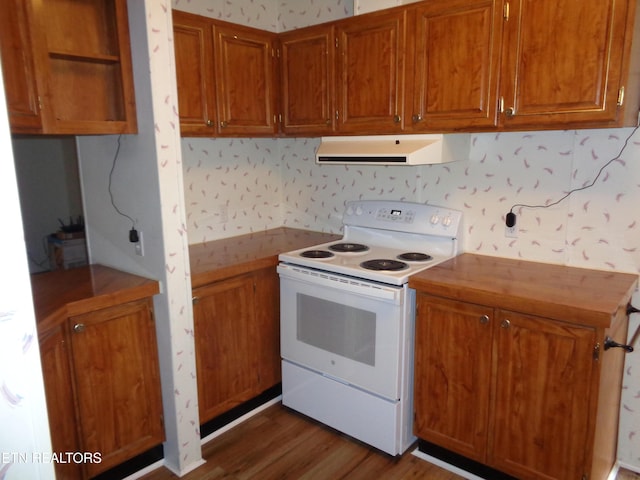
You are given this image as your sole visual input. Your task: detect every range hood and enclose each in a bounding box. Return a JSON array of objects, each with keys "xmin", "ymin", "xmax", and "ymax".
[{"xmin": 316, "ymin": 133, "xmax": 470, "ymax": 166}]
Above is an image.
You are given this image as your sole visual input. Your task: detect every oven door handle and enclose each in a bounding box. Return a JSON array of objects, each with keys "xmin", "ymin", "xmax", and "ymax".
[{"xmin": 277, "ymin": 263, "xmax": 403, "ymax": 304}]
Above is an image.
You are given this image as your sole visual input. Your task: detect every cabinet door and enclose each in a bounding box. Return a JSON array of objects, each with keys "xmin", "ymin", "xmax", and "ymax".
[
  {"xmin": 411, "ymin": 0, "xmax": 501, "ymax": 131},
  {"xmin": 0, "ymin": 0, "xmax": 42, "ymax": 133},
  {"xmin": 491, "ymin": 310, "xmax": 595, "ymax": 480},
  {"xmin": 69, "ymin": 300, "xmax": 164, "ymax": 478},
  {"xmin": 414, "ymin": 294, "xmax": 493, "ymax": 463},
  {"xmin": 193, "ymin": 273, "xmax": 260, "ymax": 423},
  {"xmin": 280, "ymin": 24, "xmax": 335, "ymax": 135},
  {"xmin": 173, "ymin": 10, "xmax": 217, "ymax": 136},
  {"xmin": 336, "ymin": 9, "xmax": 407, "ymax": 133},
  {"xmin": 500, "ymin": 0, "xmax": 630, "ymax": 128},
  {"xmin": 213, "ymin": 22, "xmax": 278, "ymax": 136},
  {"xmin": 254, "ymin": 267, "xmax": 281, "ymax": 391},
  {"xmin": 26, "ymin": 0, "xmax": 137, "ymax": 134},
  {"xmin": 39, "ymin": 325, "xmax": 83, "ymax": 480}
]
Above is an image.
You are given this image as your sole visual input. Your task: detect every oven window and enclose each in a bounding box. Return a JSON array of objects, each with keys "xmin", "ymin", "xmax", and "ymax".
[{"xmin": 296, "ymin": 293, "xmax": 376, "ymax": 366}]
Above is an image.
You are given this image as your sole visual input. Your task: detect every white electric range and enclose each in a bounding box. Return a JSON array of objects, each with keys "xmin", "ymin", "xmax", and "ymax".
[{"xmin": 277, "ymin": 200, "xmax": 463, "ymax": 456}]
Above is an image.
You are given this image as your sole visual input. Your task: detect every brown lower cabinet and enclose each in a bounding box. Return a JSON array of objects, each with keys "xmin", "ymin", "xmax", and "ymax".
[
  {"xmin": 39, "ymin": 298, "xmax": 164, "ymax": 479},
  {"xmin": 192, "ymin": 266, "xmax": 280, "ymax": 423},
  {"xmin": 411, "ymin": 254, "xmax": 638, "ymax": 480}
]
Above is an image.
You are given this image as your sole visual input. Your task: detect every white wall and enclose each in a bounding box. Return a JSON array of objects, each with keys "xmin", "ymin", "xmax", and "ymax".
[
  {"xmin": 0, "ymin": 50, "xmax": 54, "ymax": 479},
  {"xmin": 12, "ymin": 137, "xmax": 82, "ymax": 272}
]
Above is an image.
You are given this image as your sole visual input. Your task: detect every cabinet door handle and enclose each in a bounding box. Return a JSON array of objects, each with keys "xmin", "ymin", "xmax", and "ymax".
[
  {"xmin": 500, "ymin": 319, "xmax": 511, "ymax": 329},
  {"xmin": 73, "ymin": 323, "xmax": 85, "ymax": 333},
  {"xmin": 480, "ymin": 314, "xmax": 490, "ymax": 324},
  {"xmin": 604, "ymin": 336, "xmax": 634, "ymax": 352}
]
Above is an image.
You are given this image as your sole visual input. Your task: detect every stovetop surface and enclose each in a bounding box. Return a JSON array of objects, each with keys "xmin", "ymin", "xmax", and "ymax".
[
  {"xmin": 279, "ymin": 200, "xmax": 463, "ymax": 286},
  {"xmin": 279, "ymin": 239, "xmax": 454, "ymax": 285}
]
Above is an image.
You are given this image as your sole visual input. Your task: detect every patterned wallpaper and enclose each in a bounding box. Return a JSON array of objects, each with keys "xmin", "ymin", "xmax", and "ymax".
[{"xmin": 172, "ymin": 0, "xmax": 640, "ymax": 470}]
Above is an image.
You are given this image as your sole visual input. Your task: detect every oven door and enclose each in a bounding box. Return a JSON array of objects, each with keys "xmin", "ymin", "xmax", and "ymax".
[{"xmin": 278, "ymin": 263, "xmax": 407, "ymax": 401}]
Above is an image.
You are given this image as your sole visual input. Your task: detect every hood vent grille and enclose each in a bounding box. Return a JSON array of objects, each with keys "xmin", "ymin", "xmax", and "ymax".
[{"xmin": 316, "ymin": 134, "xmax": 470, "ymax": 166}]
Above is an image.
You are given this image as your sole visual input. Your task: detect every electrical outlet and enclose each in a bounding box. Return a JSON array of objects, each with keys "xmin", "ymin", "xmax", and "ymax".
[
  {"xmin": 134, "ymin": 230, "xmax": 144, "ymax": 256},
  {"xmin": 505, "ymin": 224, "xmax": 518, "ymax": 238}
]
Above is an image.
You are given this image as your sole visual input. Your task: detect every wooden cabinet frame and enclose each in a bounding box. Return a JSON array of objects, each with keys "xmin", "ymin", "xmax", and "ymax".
[
  {"xmin": 1, "ymin": 0, "xmax": 137, "ymax": 134},
  {"xmin": 39, "ymin": 298, "xmax": 164, "ymax": 479},
  {"xmin": 173, "ymin": 12, "xmax": 278, "ymax": 137},
  {"xmin": 173, "ymin": 0, "xmax": 640, "ymax": 137},
  {"xmin": 193, "ymin": 267, "xmax": 281, "ymax": 424}
]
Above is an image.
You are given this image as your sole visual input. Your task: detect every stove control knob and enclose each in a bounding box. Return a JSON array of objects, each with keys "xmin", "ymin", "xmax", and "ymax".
[
  {"xmin": 442, "ymin": 216, "xmax": 452, "ymax": 227},
  {"xmin": 346, "ymin": 206, "xmax": 354, "ymax": 216},
  {"xmin": 355, "ymin": 206, "xmax": 363, "ymax": 216},
  {"xmin": 430, "ymin": 214, "xmax": 440, "ymax": 225}
]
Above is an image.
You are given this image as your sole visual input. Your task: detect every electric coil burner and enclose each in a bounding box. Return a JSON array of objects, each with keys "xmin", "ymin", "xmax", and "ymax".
[
  {"xmin": 328, "ymin": 242, "xmax": 369, "ymax": 253},
  {"xmin": 277, "ymin": 200, "xmax": 463, "ymax": 456},
  {"xmin": 360, "ymin": 259, "xmax": 409, "ymax": 271},
  {"xmin": 300, "ymin": 250, "xmax": 334, "ymax": 259},
  {"xmin": 397, "ymin": 252, "xmax": 433, "ymax": 262}
]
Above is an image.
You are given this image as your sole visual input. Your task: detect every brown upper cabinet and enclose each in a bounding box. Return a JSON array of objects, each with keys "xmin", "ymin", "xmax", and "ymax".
[
  {"xmin": 279, "ymin": 9, "xmax": 408, "ymax": 136},
  {"xmin": 173, "ymin": 11, "xmax": 278, "ymax": 137},
  {"xmin": 0, "ymin": 0, "xmax": 137, "ymax": 135},
  {"xmin": 0, "ymin": 0, "xmax": 41, "ymax": 133},
  {"xmin": 334, "ymin": 9, "xmax": 408, "ymax": 133},
  {"xmin": 279, "ymin": 24, "xmax": 336, "ymax": 136},
  {"xmin": 171, "ymin": 1, "xmax": 640, "ymax": 137},
  {"xmin": 409, "ymin": 0, "xmax": 502, "ymax": 131},
  {"xmin": 173, "ymin": 10, "xmax": 217, "ymax": 136},
  {"xmin": 499, "ymin": 0, "xmax": 640, "ymax": 129}
]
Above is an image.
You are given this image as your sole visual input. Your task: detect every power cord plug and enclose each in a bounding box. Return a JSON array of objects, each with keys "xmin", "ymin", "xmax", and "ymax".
[{"xmin": 129, "ymin": 228, "xmax": 139, "ymax": 243}]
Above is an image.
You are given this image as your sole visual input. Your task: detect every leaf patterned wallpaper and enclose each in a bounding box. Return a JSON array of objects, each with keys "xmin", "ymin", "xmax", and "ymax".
[{"xmin": 175, "ymin": 0, "xmax": 640, "ymax": 471}]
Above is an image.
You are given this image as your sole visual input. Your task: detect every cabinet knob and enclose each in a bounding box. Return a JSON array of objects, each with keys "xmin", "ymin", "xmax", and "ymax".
[
  {"xmin": 192, "ymin": 296, "xmax": 200, "ymax": 305},
  {"xmin": 501, "ymin": 319, "xmax": 511, "ymax": 329},
  {"xmin": 220, "ymin": 120, "xmax": 228, "ymax": 128},
  {"xmin": 505, "ymin": 107, "xmax": 515, "ymax": 117},
  {"xmin": 480, "ymin": 314, "xmax": 490, "ymax": 325},
  {"xmin": 73, "ymin": 323, "xmax": 85, "ymax": 333},
  {"xmin": 412, "ymin": 114, "xmax": 423, "ymax": 123},
  {"xmin": 206, "ymin": 119, "xmax": 213, "ymax": 127},
  {"xmin": 325, "ymin": 119, "xmax": 331, "ymax": 126},
  {"xmin": 393, "ymin": 115, "xmax": 401, "ymax": 124}
]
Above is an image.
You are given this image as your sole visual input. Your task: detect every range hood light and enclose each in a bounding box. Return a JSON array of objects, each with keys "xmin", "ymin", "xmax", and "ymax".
[{"xmin": 315, "ymin": 133, "xmax": 471, "ymax": 166}]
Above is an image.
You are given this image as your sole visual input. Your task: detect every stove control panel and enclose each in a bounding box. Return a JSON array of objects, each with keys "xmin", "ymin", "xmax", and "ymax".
[{"xmin": 344, "ymin": 200, "xmax": 462, "ymax": 237}]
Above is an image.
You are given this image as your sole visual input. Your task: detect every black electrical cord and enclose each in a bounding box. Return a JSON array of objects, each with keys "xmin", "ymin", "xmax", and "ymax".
[
  {"xmin": 108, "ymin": 134, "xmax": 138, "ymax": 242},
  {"xmin": 507, "ymin": 125, "xmax": 640, "ymax": 221}
]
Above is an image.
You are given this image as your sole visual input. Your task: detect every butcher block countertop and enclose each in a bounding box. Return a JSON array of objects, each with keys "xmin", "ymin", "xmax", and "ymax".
[
  {"xmin": 189, "ymin": 227, "xmax": 340, "ymax": 288},
  {"xmin": 31, "ymin": 264, "xmax": 160, "ymax": 333},
  {"xmin": 409, "ymin": 253, "xmax": 638, "ymax": 328}
]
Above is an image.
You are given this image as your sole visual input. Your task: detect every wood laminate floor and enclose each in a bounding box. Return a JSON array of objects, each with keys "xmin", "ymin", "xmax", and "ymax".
[
  {"xmin": 139, "ymin": 403, "xmax": 640, "ymax": 480},
  {"xmin": 139, "ymin": 403, "xmax": 464, "ymax": 480}
]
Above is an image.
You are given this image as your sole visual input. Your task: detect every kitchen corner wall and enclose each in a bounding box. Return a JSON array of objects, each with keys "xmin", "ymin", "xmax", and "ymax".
[
  {"xmin": 174, "ymin": 0, "xmax": 640, "ymax": 471},
  {"xmin": 0, "ymin": 49, "xmax": 54, "ymax": 480}
]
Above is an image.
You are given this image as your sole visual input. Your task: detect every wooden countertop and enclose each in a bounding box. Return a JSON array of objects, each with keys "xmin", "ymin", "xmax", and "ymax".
[
  {"xmin": 409, "ymin": 253, "xmax": 638, "ymax": 328},
  {"xmin": 189, "ymin": 227, "xmax": 341, "ymax": 288},
  {"xmin": 31, "ymin": 264, "xmax": 160, "ymax": 333}
]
